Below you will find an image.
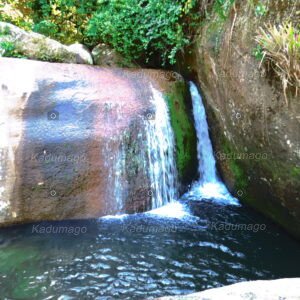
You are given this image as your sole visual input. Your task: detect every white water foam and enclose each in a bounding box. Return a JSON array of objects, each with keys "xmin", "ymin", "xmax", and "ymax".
[
  {"xmin": 187, "ymin": 82, "xmax": 239, "ymax": 206},
  {"xmin": 145, "ymin": 86, "xmax": 178, "ymax": 209},
  {"xmin": 147, "ymin": 201, "xmax": 191, "ymax": 219},
  {"xmin": 102, "ymin": 80, "xmax": 239, "ymax": 223}
]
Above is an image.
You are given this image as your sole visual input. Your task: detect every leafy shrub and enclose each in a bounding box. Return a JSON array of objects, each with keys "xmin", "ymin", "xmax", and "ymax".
[
  {"xmin": 0, "ymin": 0, "xmax": 33, "ymax": 29},
  {"xmin": 0, "ymin": 0, "xmax": 199, "ymax": 65},
  {"xmin": 254, "ymin": 3, "xmax": 267, "ymax": 17},
  {"xmin": 0, "ymin": 40, "xmax": 26, "ymax": 58},
  {"xmin": 87, "ymin": 0, "xmax": 198, "ymax": 65},
  {"xmin": 255, "ymin": 23, "xmax": 300, "ymax": 103},
  {"xmin": 0, "ymin": 40, "xmax": 15, "ymax": 56},
  {"xmin": 0, "ymin": 25, "xmax": 25, "ymax": 58},
  {"xmin": 0, "ymin": 0, "xmax": 98, "ymax": 45},
  {"xmin": 252, "ymin": 44, "xmax": 264, "ymax": 61},
  {"xmin": 212, "ymin": 0, "xmax": 235, "ymax": 20},
  {"xmin": 27, "ymin": 0, "xmax": 99, "ymax": 45}
]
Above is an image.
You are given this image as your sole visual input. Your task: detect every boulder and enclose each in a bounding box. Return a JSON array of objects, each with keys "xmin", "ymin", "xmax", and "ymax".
[
  {"xmin": 178, "ymin": 0, "xmax": 300, "ymax": 238},
  {"xmin": 0, "ymin": 58, "xmax": 195, "ymax": 226},
  {"xmin": 158, "ymin": 278, "xmax": 300, "ymax": 300},
  {"xmin": 92, "ymin": 43, "xmax": 136, "ymax": 67},
  {"xmin": 0, "ymin": 22, "xmax": 93, "ymax": 64},
  {"xmin": 68, "ymin": 43, "xmax": 93, "ymax": 65}
]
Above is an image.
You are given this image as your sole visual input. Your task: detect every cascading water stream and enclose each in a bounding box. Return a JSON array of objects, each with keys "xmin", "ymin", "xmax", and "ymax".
[
  {"xmin": 105, "ymin": 85, "xmax": 179, "ymax": 217},
  {"xmin": 145, "ymin": 86, "xmax": 178, "ymax": 209},
  {"xmin": 108, "ymin": 81, "xmax": 237, "ymax": 218},
  {"xmin": 188, "ymin": 82, "xmax": 239, "ymax": 205},
  {"xmin": 191, "ymin": 83, "xmax": 217, "ymax": 183}
]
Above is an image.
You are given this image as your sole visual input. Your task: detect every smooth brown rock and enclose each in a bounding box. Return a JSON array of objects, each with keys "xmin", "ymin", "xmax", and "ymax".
[{"xmin": 0, "ymin": 57, "xmax": 186, "ymax": 226}]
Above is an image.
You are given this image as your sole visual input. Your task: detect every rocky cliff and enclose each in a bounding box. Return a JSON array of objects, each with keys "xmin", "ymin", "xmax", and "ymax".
[
  {"xmin": 178, "ymin": 0, "xmax": 300, "ymax": 238},
  {"xmin": 0, "ymin": 58, "xmax": 196, "ymax": 226}
]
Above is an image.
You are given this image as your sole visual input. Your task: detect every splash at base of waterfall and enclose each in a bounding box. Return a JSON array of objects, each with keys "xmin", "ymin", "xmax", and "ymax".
[
  {"xmin": 147, "ymin": 201, "xmax": 191, "ymax": 219},
  {"xmin": 185, "ymin": 182, "xmax": 239, "ymax": 205},
  {"xmin": 188, "ymin": 81, "xmax": 240, "ymax": 206}
]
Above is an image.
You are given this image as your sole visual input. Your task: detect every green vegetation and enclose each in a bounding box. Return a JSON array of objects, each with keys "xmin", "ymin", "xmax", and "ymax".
[
  {"xmin": 252, "ymin": 44, "xmax": 264, "ymax": 61},
  {"xmin": 204, "ymin": 0, "xmax": 235, "ymax": 55},
  {"xmin": 248, "ymin": 0, "xmax": 268, "ymax": 17},
  {"xmin": 254, "ymin": 3, "xmax": 267, "ymax": 17},
  {"xmin": 0, "ymin": 0, "xmax": 241, "ymax": 65},
  {"xmin": 0, "ymin": 25, "xmax": 25, "ymax": 57},
  {"xmin": 87, "ymin": 0, "xmax": 198, "ymax": 65},
  {"xmin": 291, "ymin": 166, "xmax": 300, "ymax": 178},
  {"xmin": 0, "ymin": 0, "xmax": 96, "ymax": 44},
  {"xmin": 0, "ymin": 0, "xmax": 33, "ymax": 30},
  {"xmin": 211, "ymin": 0, "xmax": 235, "ymax": 20},
  {"xmin": 0, "ymin": 0, "xmax": 200, "ymax": 65},
  {"xmin": 255, "ymin": 23, "xmax": 300, "ymax": 103},
  {"xmin": 0, "ymin": 40, "xmax": 16, "ymax": 56},
  {"xmin": 220, "ymin": 135, "xmax": 248, "ymax": 191}
]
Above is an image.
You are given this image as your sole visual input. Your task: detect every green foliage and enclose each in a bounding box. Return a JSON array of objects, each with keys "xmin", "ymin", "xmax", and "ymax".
[
  {"xmin": 27, "ymin": 0, "xmax": 98, "ymax": 44},
  {"xmin": 0, "ymin": 25, "xmax": 11, "ymax": 36},
  {"xmin": 0, "ymin": 0, "xmax": 33, "ymax": 29},
  {"xmin": 247, "ymin": 0, "xmax": 268, "ymax": 17},
  {"xmin": 291, "ymin": 166, "xmax": 300, "ymax": 178},
  {"xmin": 254, "ymin": 3, "xmax": 267, "ymax": 17},
  {"xmin": 212, "ymin": 0, "xmax": 235, "ymax": 20},
  {"xmin": 0, "ymin": 40, "xmax": 15, "ymax": 56},
  {"xmin": 0, "ymin": 0, "xmax": 98, "ymax": 44},
  {"xmin": 0, "ymin": 0, "xmax": 199, "ymax": 65},
  {"xmin": 0, "ymin": 25, "xmax": 25, "ymax": 58},
  {"xmin": 203, "ymin": 0, "xmax": 235, "ymax": 55},
  {"xmin": 0, "ymin": 40, "xmax": 26, "ymax": 58},
  {"xmin": 87, "ymin": 0, "xmax": 197, "ymax": 65},
  {"xmin": 33, "ymin": 20, "xmax": 59, "ymax": 37},
  {"xmin": 252, "ymin": 44, "xmax": 264, "ymax": 61}
]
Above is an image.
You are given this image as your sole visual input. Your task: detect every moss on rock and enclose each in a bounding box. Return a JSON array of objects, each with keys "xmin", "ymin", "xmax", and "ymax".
[
  {"xmin": 164, "ymin": 80, "xmax": 198, "ymax": 189},
  {"xmin": 177, "ymin": 0, "xmax": 300, "ymax": 238},
  {"xmin": 0, "ymin": 22, "xmax": 93, "ymax": 64},
  {"xmin": 217, "ymin": 130, "xmax": 300, "ymax": 239}
]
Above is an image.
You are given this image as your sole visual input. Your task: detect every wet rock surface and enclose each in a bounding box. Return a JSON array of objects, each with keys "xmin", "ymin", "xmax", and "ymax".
[
  {"xmin": 158, "ymin": 278, "xmax": 300, "ymax": 300},
  {"xmin": 179, "ymin": 0, "xmax": 300, "ymax": 238},
  {"xmin": 0, "ymin": 58, "xmax": 192, "ymax": 226}
]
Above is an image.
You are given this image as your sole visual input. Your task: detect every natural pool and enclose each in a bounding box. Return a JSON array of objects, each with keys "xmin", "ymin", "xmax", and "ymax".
[
  {"xmin": 0, "ymin": 198, "xmax": 299, "ymax": 300},
  {"xmin": 0, "ymin": 81, "xmax": 299, "ymax": 299}
]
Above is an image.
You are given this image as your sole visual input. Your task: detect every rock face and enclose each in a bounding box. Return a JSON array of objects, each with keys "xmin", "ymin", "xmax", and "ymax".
[
  {"xmin": 0, "ymin": 22, "xmax": 93, "ymax": 64},
  {"xmin": 67, "ymin": 43, "xmax": 93, "ymax": 65},
  {"xmin": 179, "ymin": 0, "xmax": 300, "ymax": 238},
  {"xmin": 158, "ymin": 278, "xmax": 300, "ymax": 300},
  {"xmin": 92, "ymin": 43, "xmax": 136, "ymax": 67},
  {"xmin": 0, "ymin": 58, "xmax": 196, "ymax": 226}
]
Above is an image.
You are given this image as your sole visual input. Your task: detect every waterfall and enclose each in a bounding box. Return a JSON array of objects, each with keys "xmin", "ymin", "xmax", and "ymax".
[
  {"xmin": 105, "ymin": 85, "xmax": 178, "ymax": 216},
  {"xmin": 145, "ymin": 86, "xmax": 178, "ymax": 209},
  {"xmin": 188, "ymin": 82, "xmax": 239, "ymax": 205},
  {"xmin": 191, "ymin": 82, "xmax": 218, "ymax": 183}
]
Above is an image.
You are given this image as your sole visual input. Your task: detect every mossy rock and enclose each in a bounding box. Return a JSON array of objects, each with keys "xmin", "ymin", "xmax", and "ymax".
[
  {"xmin": 0, "ymin": 22, "xmax": 93, "ymax": 64},
  {"xmin": 164, "ymin": 80, "xmax": 198, "ymax": 190},
  {"xmin": 217, "ymin": 129, "xmax": 300, "ymax": 239}
]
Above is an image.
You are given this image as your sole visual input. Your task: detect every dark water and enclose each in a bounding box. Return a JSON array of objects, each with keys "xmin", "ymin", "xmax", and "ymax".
[{"xmin": 0, "ymin": 199, "xmax": 300, "ymax": 300}]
